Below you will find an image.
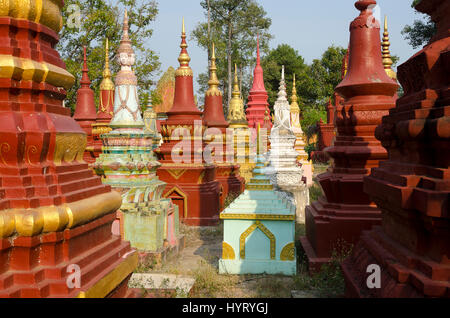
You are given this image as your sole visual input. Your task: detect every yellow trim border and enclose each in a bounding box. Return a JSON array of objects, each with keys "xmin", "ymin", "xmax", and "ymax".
[
  {"xmin": 220, "ymin": 213, "xmax": 295, "ymax": 221},
  {"xmin": 76, "ymin": 250, "xmax": 138, "ymax": 298},
  {"xmin": 239, "ymin": 221, "xmax": 275, "ymax": 260}
]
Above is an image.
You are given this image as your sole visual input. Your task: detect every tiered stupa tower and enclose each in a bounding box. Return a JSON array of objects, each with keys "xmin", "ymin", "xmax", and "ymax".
[
  {"xmin": 92, "ymin": 39, "xmax": 115, "ymax": 160},
  {"xmin": 73, "ymin": 46, "xmax": 97, "ymax": 164},
  {"xmin": 300, "ymin": 0, "xmax": 398, "ymax": 272},
  {"xmin": 381, "ymin": 16, "xmax": 397, "ymax": 81},
  {"xmin": 94, "ymin": 11, "xmax": 180, "ymax": 253},
  {"xmin": 219, "ymin": 124, "xmax": 296, "ymax": 275},
  {"xmin": 227, "ymin": 65, "xmax": 255, "ymax": 183},
  {"xmin": 156, "ymin": 19, "xmax": 220, "ymax": 226},
  {"xmin": 290, "ymin": 74, "xmax": 313, "ymax": 186},
  {"xmin": 0, "ymin": 1, "xmax": 137, "ymax": 297},
  {"xmin": 246, "ymin": 35, "xmax": 271, "ymax": 130},
  {"xmin": 203, "ymin": 44, "xmax": 244, "ymax": 209},
  {"xmin": 342, "ymin": 0, "xmax": 450, "ymax": 298},
  {"xmin": 266, "ymin": 67, "xmax": 308, "ymax": 223}
]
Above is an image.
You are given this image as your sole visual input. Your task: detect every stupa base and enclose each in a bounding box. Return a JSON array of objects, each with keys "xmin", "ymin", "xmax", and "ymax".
[
  {"xmin": 341, "ymin": 227, "xmax": 450, "ymax": 298},
  {"xmin": 300, "ymin": 198, "xmax": 381, "ymax": 273},
  {"xmin": 219, "ymin": 259, "xmax": 296, "ymax": 276}
]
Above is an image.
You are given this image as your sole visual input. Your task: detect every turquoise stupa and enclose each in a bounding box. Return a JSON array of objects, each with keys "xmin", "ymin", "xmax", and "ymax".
[{"xmin": 219, "ymin": 125, "xmax": 297, "ymax": 275}]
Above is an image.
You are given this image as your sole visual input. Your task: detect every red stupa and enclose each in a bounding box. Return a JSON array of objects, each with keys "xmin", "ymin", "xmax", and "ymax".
[
  {"xmin": 300, "ymin": 0, "xmax": 398, "ymax": 273},
  {"xmin": 203, "ymin": 43, "xmax": 244, "ymax": 209},
  {"xmin": 0, "ymin": 2, "xmax": 136, "ymax": 297},
  {"xmin": 73, "ymin": 46, "xmax": 97, "ymax": 163},
  {"xmin": 156, "ymin": 19, "xmax": 221, "ymax": 226},
  {"xmin": 246, "ymin": 34, "xmax": 272, "ymax": 130},
  {"xmin": 342, "ymin": 0, "xmax": 450, "ymax": 298}
]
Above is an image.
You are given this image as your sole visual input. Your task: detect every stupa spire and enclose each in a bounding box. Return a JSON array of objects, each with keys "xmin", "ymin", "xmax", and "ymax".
[
  {"xmin": 203, "ymin": 42, "xmax": 228, "ymax": 128},
  {"xmin": 100, "ymin": 38, "xmax": 114, "ymax": 91},
  {"xmin": 74, "ymin": 45, "xmax": 96, "ymax": 121},
  {"xmin": 290, "ymin": 74, "xmax": 300, "ymax": 113},
  {"xmin": 382, "ymin": 15, "xmax": 397, "ymax": 80},
  {"xmin": 206, "ymin": 42, "xmax": 221, "ymax": 97},
  {"xmin": 227, "ymin": 64, "xmax": 248, "ymax": 128},
  {"xmin": 250, "ymin": 33, "xmax": 265, "ymax": 92},
  {"xmin": 80, "ymin": 46, "xmax": 91, "ymax": 87},
  {"xmin": 176, "ymin": 17, "xmax": 193, "ymax": 77}
]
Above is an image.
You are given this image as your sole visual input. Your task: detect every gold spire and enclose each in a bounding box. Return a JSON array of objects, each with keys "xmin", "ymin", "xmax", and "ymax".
[
  {"xmin": 176, "ymin": 17, "xmax": 193, "ymax": 77},
  {"xmin": 100, "ymin": 38, "xmax": 114, "ymax": 91},
  {"xmin": 290, "ymin": 74, "xmax": 300, "ymax": 113},
  {"xmin": 382, "ymin": 16, "xmax": 397, "ymax": 81},
  {"xmin": 206, "ymin": 42, "xmax": 221, "ymax": 97},
  {"xmin": 227, "ymin": 63, "xmax": 248, "ymax": 128}
]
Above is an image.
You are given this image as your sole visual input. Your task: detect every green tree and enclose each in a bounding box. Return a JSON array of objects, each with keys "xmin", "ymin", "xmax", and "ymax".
[
  {"xmin": 305, "ymin": 45, "xmax": 348, "ymax": 108},
  {"xmin": 260, "ymin": 44, "xmax": 308, "ymax": 111},
  {"xmin": 59, "ymin": 0, "xmax": 161, "ymax": 114},
  {"xmin": 402, "ymin": 14, "xmax": 436, "ymax": 49},
  {"xmin": 402, "ymin": 1, "xmax": 436, "ymax": 49},
  {"xmin": 191, "ymin": 0, "xmax": 272, "ymax": 110}
]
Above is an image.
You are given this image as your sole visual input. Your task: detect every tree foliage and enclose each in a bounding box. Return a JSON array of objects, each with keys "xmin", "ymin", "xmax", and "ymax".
[
  {"xmin": 59, "ymin": 0, "xmax": 160, "ymax": 114},
  {"xmin": 402, "ymin": 14, "xmax": 436, "ymax": 49},
  {"xmin": 191, "ymin": 0, "xmax": 272, "ymax": 109}
]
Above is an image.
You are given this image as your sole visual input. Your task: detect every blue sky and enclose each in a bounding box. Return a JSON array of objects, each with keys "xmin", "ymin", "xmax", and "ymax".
[{"xmin": 148, "ymin": 0, "xmax": 422, "ymax": 91}]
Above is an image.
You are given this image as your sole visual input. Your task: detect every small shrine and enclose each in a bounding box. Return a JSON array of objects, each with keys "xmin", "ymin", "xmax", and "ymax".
[
  {"xmin": 227, "ymin": 64, "xmax": 255, "ymax": 183},
  {"xmin": 266, "ymin": 66, "xmax": 308, "ymax": 223},
  {"xmin": 290, "ymin": 74, "xmax": 313, "ymax": 186},
  {"xmin": 219, "ymin": 125, "xmax": 296, "ymax": 275},
  {"xmin": 203, "ymin": 44, "xmax": 244, "ymax": 209},
  {"xmin": 156, "ymin": 18, "xmax": 221, "ymax": 226},
  {"xmin": 73, "ymin": 46, "xmax": 97, "ymax": 164},
  {"xmin": 93, "ymin": 10, "xmax": 181, "ymax": 254}
]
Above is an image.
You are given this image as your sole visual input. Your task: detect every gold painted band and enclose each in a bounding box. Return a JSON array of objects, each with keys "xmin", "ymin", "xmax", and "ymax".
[
  {"xmin": 0, "ymin": 54, "xmax": 74, "ymax": 90},
  {"xmin": 0, "ymin": 191, "xmax": 122, "ymax": 238}
]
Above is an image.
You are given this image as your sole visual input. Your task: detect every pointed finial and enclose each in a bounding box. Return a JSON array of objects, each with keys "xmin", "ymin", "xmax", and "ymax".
[
  {"xmin": 382, "ymin": 15, "xmax": 397, "ymax": 80},
  {"xmin": 182, "ymin": 16, "xmax": 185, "ymax": 34},
  {"xmin": 80, "ymin": 45, "xmax": 91, "ymax": 87},
  {"xmin": 290, "ymin": 73, "xmax": 299, "ymax": 111},
  {"xmin": 118, "ymin": 9, "xmax": 133, "ymax": 55},
  {"xmin": 233, "ymin": 63, "xmax": 240, "ymax": 97},
  {"xmin": 256, "ymin": 33, "xmax": 261, "ymax": 66},
  {"xmin": 276, "ymin": 66, "xmax": 287, "ymax": 102},
  {"xmin": 100, "ymin": 38, "xmax": 114, "ymax": 91},
  {"xmin": 176, "ymin": 17, "xmax": 193, "ymax": 77},
  {"xmin": 206, "ymin": 42, "xmax": 221, "ymax": 96}
]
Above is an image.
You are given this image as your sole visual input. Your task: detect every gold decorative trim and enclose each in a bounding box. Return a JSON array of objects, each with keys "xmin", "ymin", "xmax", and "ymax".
[
  {"xmin": 0, "ymin": 54, "xmax": 75, "ymax": 89},
  {"xmin": 175, "ymin": 68, "xmax": 193, "ymax": 77},
  {"xmin": 239, "ymin": 221, "xmax": 275, "ymax": 260},
  {"xmin": 54, "ymin": 133, "xmax": 86, "ymax": 165},
  {"xmin": 0, "ymin": 142, "xmax": 10, "ymax": 165},
  {"xmin": 76, "ymin": 250, "xmax": 138, "ymax": 298},
  {"xmin": 280, "ymin": 242, "xmax": 295, "ymax": 261},
  {"xmin": 163, "ymin": 186, "xmax": 188, "ymax": 218},
  {"xmin": 0, "ymin": 0, "xmax": 63, "ymax": 32},
  {"xmin": 0, "ymin": 191, "xmax": 123, "ymax": 238},
  {"xmin": 197, "ymin": 170, "xmax": 206, "ymax": 184},
  {"xmin": 222, "ymin": 241, "xmax": 235, "ymax": 260},
  {"xmin": 220, "ymin": 213, "xmax": 295, "ymax": 221},
  {"xmin": 166, "ymin": 169, "xmax": 187, "ymax": 180}
]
